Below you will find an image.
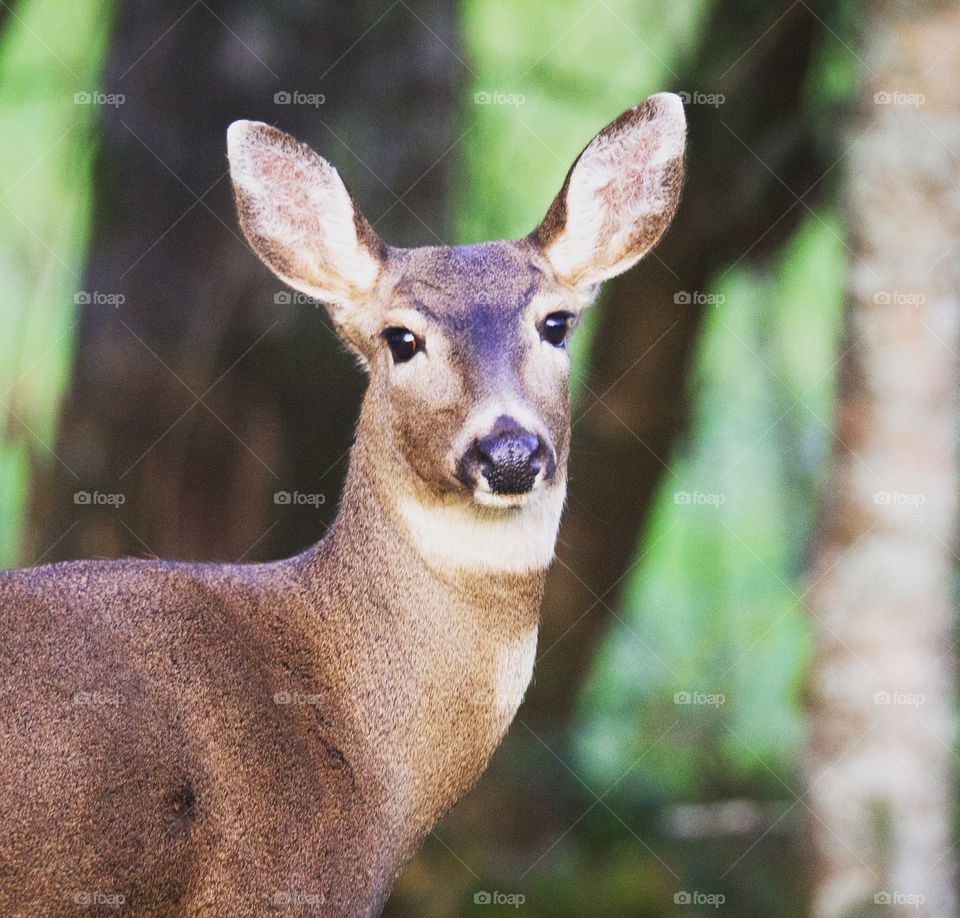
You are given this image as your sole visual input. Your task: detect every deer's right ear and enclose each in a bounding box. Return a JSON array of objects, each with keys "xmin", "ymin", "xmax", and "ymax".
[
  {"xmin": 227, "ymin": 120, "xmax": 385, "ymax": 350},
  {"xmin": 531, "ymin": 93, "xmax": 686, "ymax": 296}
]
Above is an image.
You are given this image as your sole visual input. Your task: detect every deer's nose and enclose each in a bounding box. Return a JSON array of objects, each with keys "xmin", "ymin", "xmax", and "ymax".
[{"xmin": 471, "ymin": 424, "xmax": 547, "ymax": 495}]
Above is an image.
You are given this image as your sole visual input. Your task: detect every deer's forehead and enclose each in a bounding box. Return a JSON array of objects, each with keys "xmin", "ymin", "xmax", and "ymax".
[{"xmin": 391, "ymin": 242, "xmax": 546, "ymax": 326}]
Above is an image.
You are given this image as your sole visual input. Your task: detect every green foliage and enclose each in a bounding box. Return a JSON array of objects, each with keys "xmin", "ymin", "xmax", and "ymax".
[
  {"xmin": 457, "ymin": 0, "xmax": 711, "ymax": 241},
  {"xmin": 0, "ymin": 0, "xmax": 113, "ymax": 564},
  {"xmin": 804, "ymin": 0, "xmax": 860, "ymax": 125},
  {"xmin": 574, "ymin": 211, "xmax": 846, "ymax": 801}
]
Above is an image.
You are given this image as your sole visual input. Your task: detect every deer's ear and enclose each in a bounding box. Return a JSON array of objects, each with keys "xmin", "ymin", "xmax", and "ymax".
[
  {"xmin": 227, "ymin": 120, "xmax": 385, "ymax": 345},
  {"xmin": 532, "ymin": 93, "xmax": 686, "ymax": 293}
]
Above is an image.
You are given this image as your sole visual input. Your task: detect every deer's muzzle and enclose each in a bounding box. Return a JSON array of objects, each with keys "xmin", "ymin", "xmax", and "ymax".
[{"xmin": 459, "ymin": 415, "xmax": 556, "ymax": 498}]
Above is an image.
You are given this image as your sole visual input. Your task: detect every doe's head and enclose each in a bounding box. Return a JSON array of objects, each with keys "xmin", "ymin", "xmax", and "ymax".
[{"xmin": 227, "ymin": 94, "xmax": 685, "ymax": 514}]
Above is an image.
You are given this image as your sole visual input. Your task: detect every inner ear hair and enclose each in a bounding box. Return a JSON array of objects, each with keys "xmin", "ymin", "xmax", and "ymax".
[
  {"xmin": 531, "ymin": 92, "xmax": 686, "ymax": 291},
  {"xmin": 227, "ymin": 119, "xmax": 389, "ymax": 356}
]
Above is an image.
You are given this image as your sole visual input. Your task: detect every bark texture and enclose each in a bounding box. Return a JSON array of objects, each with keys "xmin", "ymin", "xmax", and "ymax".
[{"xmin": 804, "ymin": 3, "xmax": 960, "ymax": 915}]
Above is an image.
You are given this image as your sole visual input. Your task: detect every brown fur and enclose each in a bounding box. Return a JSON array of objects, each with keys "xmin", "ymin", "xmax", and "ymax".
[
  {"xmin": 0, "ymin": 96, "xmax": 685, "ymax": 916},
  {"xmin": 0, "ymin": 452, "xmax": 541, "ymax": 915}
]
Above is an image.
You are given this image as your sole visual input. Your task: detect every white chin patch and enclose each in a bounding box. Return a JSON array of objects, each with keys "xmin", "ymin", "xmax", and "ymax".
[
  {"xmin": 473, "ymin": 491, "xmax": 533, "ymax": 509},
  {"xmin": 397, "ymin": 479, "xmax": 566, "ymax": 574},
  {"xmin": 472, "ymin": 482, "xmax": 545, "ymax": 509}
]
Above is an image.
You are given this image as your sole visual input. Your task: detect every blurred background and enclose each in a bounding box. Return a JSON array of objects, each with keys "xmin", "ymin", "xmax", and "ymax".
[{"xmin": 1, "ymin": 0, "xmax": 958, "ymax": 915}]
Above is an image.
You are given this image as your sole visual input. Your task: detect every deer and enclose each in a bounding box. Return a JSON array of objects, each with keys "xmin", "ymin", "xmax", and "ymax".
[{"xmin": 0, "ymin": 93, "xmax": 685, "ymax": 916}]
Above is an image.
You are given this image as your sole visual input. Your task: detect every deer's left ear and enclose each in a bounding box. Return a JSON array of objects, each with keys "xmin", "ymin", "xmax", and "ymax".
[{"xmin": 531, "ymin": 93, "xmax": 686, "ymax": 293}]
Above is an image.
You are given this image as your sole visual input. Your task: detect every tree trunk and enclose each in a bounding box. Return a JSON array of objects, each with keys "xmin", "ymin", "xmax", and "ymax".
[{"xmin": 803, "ymin": 3, "xmax": 960, "ymax": 915}]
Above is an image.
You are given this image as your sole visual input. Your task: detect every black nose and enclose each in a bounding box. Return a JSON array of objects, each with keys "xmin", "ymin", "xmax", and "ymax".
[{"xmin": 472, "ymin": 424, "xmax": 546, "ymax": 495}]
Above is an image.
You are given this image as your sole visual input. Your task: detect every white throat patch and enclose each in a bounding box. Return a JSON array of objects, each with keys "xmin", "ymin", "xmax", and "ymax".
[
  {"xmin": 496, "ymin": 625, "xmax": 539, "ymax": 716},
  {"xmin": 396, "ymin": 481, "xmax": 566, "ymax": 574}
]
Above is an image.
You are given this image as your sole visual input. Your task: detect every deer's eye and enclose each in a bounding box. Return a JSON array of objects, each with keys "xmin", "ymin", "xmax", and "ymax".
[
  {"xmin": 382, "ymin": 327, "xmax": 420, "ymax": 363},
  {"xmin": 540, "ymin": 312, "xmax": 574, "ymax": 348}
]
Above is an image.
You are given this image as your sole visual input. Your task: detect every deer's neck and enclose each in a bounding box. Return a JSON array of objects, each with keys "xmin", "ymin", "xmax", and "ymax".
[{"xmin": 293, "ymin": 435, "xmax": 563, "ymax": 847}]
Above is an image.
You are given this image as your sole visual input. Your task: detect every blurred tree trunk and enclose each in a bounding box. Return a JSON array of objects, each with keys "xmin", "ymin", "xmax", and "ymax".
[
  {"xmin": 803, "ymin": 3, "xmax": 960, "ymax": 916},
  {"xmin": 25, "ymin": 0, "xmax": 460, "ymax": 564}
]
